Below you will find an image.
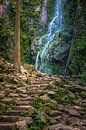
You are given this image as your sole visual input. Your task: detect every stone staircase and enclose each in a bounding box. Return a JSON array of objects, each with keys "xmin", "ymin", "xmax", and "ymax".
[
  {"xmin": 0, "ymin": 62, "xmax": 86, "ymax": 130},
  {"xmin": 0, "ymin": 73, "xmax": 55, "ymax": 130}
]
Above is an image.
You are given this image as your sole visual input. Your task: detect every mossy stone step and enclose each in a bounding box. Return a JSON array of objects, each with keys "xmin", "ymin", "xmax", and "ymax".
[
  {"xmin": 8, "ymin": 93, "xmax": 19, "ymax": 98},
  {"xmin": 0, "ymin": 120, "xmax": 28, "ymax": 130},
  {"xmin": 32, "ymin": 81, "xmax": 50, "ymax": 84},
  {"xmin": 48, "ymin": 124, "xmax": 73, "ymax": 130},
  {"xmin": 27, "ymin": 89, "xmax": 45, "ymax": 95},
  {"xmin": 0, "ymin": 93, "xmax": 5, "ymax": 99},
  {"xmin": 15, "ymin": 101, "xmax": 32, "ymax": 106},
  {"xmin": 6, "ymin": 110, "xmax": 29, "ymax": 116},
  {"xmin": 1, "ymin": 98, "xmax": 15, "ymax": 104},
  {"xmin": 0, "ymin": 122, "xmax": 17, "ymax": 130},
  {"xmin": 19, "ymin": 94, "xmax": 28, "ymax": 98},
  {"xmin": 0, "ymin": 115, "xmax": 21, "ymax": 122},
  {"xmin": 13, "ymin": 105, "xmax": 33, "ymax": 111},
  {"xmin": 19, "ymin": 96, "xmax": 33, "ymax": 101},
  {"xmin": 47, "ymin": 110, "xmax": 62, "ymax": 117}
]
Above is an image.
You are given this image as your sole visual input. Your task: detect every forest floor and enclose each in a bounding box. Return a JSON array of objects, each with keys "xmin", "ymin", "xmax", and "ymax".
[{"xmin": 0, "ymin": 58, "xmax": 86, "ymax": 130}]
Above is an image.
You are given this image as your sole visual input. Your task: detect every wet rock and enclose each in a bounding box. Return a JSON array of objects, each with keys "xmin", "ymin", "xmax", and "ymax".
[
  {"xmin": 16, "ymin": 120, "xmax": 27, "ymax": 130},
  {"xmin": 17, "ymin": 88, "xmax": 26, "ymax": 94},
  {"xmin": 40, "ymin": 94, "xmax": 50, "ymax": 102},
  {"xmin": 73, "ymin": 128, "xmax": 80, "ymax": 130},
  {"xmin": 25, "ymin": 117, "xmax": 33, "ymax": 124},
  {"xmin": 75, "ymin": 85, "xmax": 86, "ymax": 91},
  {"xmin": 47, "ymin": 110, "xmax": 62, "ymax": 117},
  {"xmin": 55, "ymin": 77, "xmax": 63, "ymax": 86},
  {"xmin": 73, "ymin": 106, "xmax": 82, "ymax": 110},
  {"xmin": 26, "ymin": 106, "xmax": 35, "ymax": 116},
  {"xmin": 80, "ymin": 92, "xmax": 86, "ymax": 98},
  {"xmin": 48, "ymin": 124, "xmax": 73, "ymax": 130},
  {"xmin": 82, "ymin": 99, "xmax": 86, "ymax": 103},
  {"xmin": 9, "ymin": 93, "xmax": 19, "ymax": 98},
  {"xmin": 47, "ymin": 91, "xmax": 56, "ymax": 96},
  {"xmin": 49, "ymin": 117, "xmax": 57, "ymax": 124},
  {"xmin": 1, "ymin": 98, "xmax": 14, "ymax": 104},
  {"xmin": 69, "ymin": 91, "xmax": 76, "ymax": 99},
  {"xmin": 43, "ymin": 127, "xmax": 48, "ymax": 130},
  {"xmin": 19, "ymin": 94, "xmax": 28, "ymax": 98},
  {"xmin": 68, "ymin": 109, "xmax": 81, "ymax": 117},
  {"xmin": 0, "ymin": 93, "xmax": 4, "ymax": 99},
  {"xmin": 54, "ymin": 116, "xmax": 62, "ymax": 122}
]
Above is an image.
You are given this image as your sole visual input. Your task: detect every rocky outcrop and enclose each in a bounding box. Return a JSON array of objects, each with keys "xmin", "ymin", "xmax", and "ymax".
[
  {"xmin": 32, "ymin": 29, "xmax": 73, "ymax": 75},
  {"xmin": 40, "ymin": 0, "xmax": 47, "ymax": 24}
]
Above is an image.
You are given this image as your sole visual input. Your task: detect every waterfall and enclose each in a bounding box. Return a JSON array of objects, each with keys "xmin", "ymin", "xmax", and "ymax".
[
  {"xmin": 35, "ymin": 0, "xmax": 63, "ymax": 72},
  {"xmin": 35, "ymin": 51, "xmax": 40, "ymax": 70}
]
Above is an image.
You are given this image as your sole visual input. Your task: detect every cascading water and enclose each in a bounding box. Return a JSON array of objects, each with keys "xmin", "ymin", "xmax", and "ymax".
[{"xmin": 35, "ymin": 0, "xmax": 63, "ymax": 73}]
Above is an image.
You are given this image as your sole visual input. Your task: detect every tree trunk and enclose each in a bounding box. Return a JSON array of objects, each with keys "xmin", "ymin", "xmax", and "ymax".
[{"xmin": 15, "ymin": 0, "xmax": 20, "ymax": 65}]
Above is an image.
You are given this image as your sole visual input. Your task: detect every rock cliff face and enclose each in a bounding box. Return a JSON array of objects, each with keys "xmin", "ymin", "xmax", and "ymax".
[
  {"xmin": 32, "ymin": 0, "xmax": 86, "ymax": 75},
  {"xmin": 40, "ymin": 0, "xmax": 47, "ymax": 24},
  {"xmin": 32, "ymin": 0, "xmax": 73, "ymax": 75},
  {"xmin": 62, "ymin": 0, "xmax": 86, "ymax": 75}
]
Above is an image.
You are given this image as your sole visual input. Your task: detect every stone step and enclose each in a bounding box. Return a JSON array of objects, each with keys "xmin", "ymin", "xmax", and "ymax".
[
  {"xmin": 47, "ymin": 110, "xmax": 62, "ymax": 117},
  {"xmin": 34, "ymin": 79, "xmax": 52, "ymax": 83},
  {"xmin": 1, "ymin": 98, "xmax": 15, "ymax": 104},
  {"xmin": 26, "ymin": 84, "xmax": 40, "ymax": 88},
  {"xmin": 27, "ymin": 87, "xmax": 46, "ymax": 91},
  {"xmin": 30, "ymin": 93, "xmax": 43, "ymax": 97},
  {"xmin": 30, "ymin": 93, "xmax": 45, "ymax": 97},
  {"xmin": 19, "ymin": 96, "xmax": 33, "ymax": 101},
  {"xmin": 0, "ymin": 84, "xmax": 5, "ymax": 90},
  {"xmin": 27, "ymin": 90, "xmax": 45, "ymax": 95},
  {"xmin": 0, "ymin": 115, "xmax": 20, "ymax": 122},
  {"xmin": 6, "ymin": 110, "xmax": 29, "ymax": 116},
  {"xmin": 8, "ymin": 93, "xmax": 19, "ymax": 98},
  {"xmin": 32, "ymin": 81, "xmax": 50, "ymax": 85},
  {"xmin": 0, "ymin": 122, "xmax": 17, "ymax": 130},
  {"xmin": 16, "ymin": 88, "xmax": 27, "ymax": 94},
  {"xmin": 19, "ymin": 94, "xmax": 28, "ymax": 98},
  {"xmin": 0, "ymin": 120, "xmax": 28, "ymax": 130},
  {"xmin": 15, "ymin": 101, "xmax": 32, "ymax": 106},
  {"xmin": 0, "ymin": 93, "xmax": 5, "ymax": 99},
  {"xmin": 27, "ymin": 84, "xmax": 49, "ymax": 88},
  {"xmin": 13, "ymin": 105, "xmax": 32, "ymax": 111},
  {"xmin": 48, "ymin": 124, "xmax": 73, "ymax": 130},
  {"xmin": 40, "ymin": 84, "xmax": 49, "ymax": 87},
  {"xmin": 6, "ymin": 105, "xmax": 35, "ymax": 116},
  {"xmin": 35, "ymin": 77, "xmax": 52, "ymax": 81}
]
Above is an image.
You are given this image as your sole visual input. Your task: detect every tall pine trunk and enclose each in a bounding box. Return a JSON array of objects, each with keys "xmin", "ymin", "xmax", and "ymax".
[{"xmin": 15, "ymin": 0, "xmax": 20, "ymax": 65}]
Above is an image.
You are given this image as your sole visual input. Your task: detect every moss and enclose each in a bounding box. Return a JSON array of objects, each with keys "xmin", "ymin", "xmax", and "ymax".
[{"xmin": 68, "ymin": 35, "xmax": 86, "ymax": 75}]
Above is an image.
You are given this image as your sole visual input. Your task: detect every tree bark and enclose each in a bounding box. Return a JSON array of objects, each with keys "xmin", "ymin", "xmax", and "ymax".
[{"xmin": 15, "ymin": 0, "xmax": 20, "ymax": 65}]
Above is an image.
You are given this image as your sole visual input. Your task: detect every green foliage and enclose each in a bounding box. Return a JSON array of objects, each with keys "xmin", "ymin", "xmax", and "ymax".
[
  {"xmin": 33, "ymin": 96, "xmax": 57, "ymax": 110},
  {"xmin": 0, "ymin": 0, "xmax": 43, "ymax": 63},
  {"xmin": 28, "ymin": 110, "xmax": 46, "ymax": 130},
  {"xmin": 80, "ymin": 71, "xmax": 86, "ymax": 85},
  {"xmin": 29, "ymin": 96, "xmax": 57, "ymax": 130},
  {"xmin": 53, "ymin": 85, "xmax": 76, "ymax": 105},
  {"xmin": 68, "ymin": 35, "xmax": 86, "ymax": 75},
  {"xmin": 62, "ymin": 0, "xmax": 86, "ymax": 77},
  {"xmin": 33, "ymin": 96, "xmax": 43, "ymax": 109}
]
